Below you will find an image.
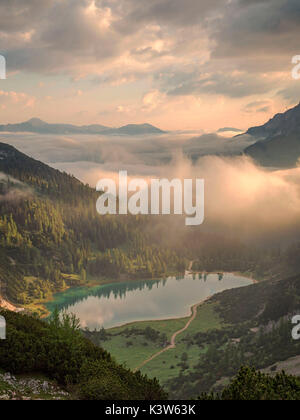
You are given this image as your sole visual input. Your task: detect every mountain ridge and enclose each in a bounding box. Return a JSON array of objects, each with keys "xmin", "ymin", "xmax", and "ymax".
[
  {"xmin": 0, "ymin": 119, "xmax": 166, "ymax": 136},
  {"xmin": 244, "ymin": 102, "xmax": 300, "ymax": 167},
  {"xmin": 246, "ymin": 102, "xmax": 300, "ymax": 139}
]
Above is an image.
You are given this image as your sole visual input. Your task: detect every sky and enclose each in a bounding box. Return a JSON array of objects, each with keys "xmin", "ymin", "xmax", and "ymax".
[{"xmin": 1, "ymin": 0, "xmax": 300, "ymax": 131}]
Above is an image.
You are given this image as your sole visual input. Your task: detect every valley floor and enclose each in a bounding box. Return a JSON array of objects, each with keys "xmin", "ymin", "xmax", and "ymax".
[
  {"xmin": 133, "ymin": 298, "xmax": 211, "ymax": 372},
  {"xmin": 88, "ymin": 301, "xmax": 223, "ymax": 389}
]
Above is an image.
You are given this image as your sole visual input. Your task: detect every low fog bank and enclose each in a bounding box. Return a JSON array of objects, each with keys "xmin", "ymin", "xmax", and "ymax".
[
  {"xmin": 0, "ymin": 130, "xmax": 254, "ymax": 169},
  {"xmin": 0, "ymin": 172, "xmax": 33, "ymax": 202},
  {"xmin": 0, "ymin": 132, "xmax": 299, "ymax": 244},
  {"xmin": 54, "ymin": 151, "xmax": 300, "ymax": 246}
]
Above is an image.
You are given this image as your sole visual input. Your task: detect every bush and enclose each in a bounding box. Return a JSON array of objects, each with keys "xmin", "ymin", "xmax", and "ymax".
[
  {"xmin": 199, "ymin": 366, "xmax": 300, "ymax": 400},
  {"xmin": 0, "ymin": 309, "xmax": 167, "ymax": 400}
]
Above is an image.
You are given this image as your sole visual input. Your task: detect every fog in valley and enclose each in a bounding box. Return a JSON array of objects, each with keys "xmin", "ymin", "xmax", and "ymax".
[{"xmin": 1, "ymin": 131, "xmax": 300, "ymax": 245}]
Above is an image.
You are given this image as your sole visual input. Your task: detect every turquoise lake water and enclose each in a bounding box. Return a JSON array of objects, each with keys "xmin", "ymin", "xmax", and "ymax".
[{"xmin": 45, "ymin": 272, "xmax": 253, "ymax": 330}]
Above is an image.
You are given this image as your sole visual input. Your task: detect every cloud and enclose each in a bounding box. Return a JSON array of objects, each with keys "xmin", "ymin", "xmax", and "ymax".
[
  {"xmin": 0, "ymin": 90, "xmax": 36, "ymax": 109},
  {"xmin": 2, "ymin": 131, "xmax": 300, "ymax": 243},
  {"xmin": 211, "ymin": 0, "xmax": 300, "ymax": 70},
  {"xmin": 142, "ymin": 90, "xmax": 166, "ymax": 111},
  {"xmin": 0, "ymin": 130, "xmax": 256, "ymax": 186},
  {"xmin": 1, "ymin": 0, "xmax": 122, "ymax": 75},
  {"xmin": 192, "ymin": 155, "xmax": 300, "ymax": 240},
  {"xmin": 111, "ymin": 0, "xmax": 223, "ymax": 31},
  {"xmin": 243, "ymin": 100, "xmax": 272, "ymax": 114},
  {"xmin": 166, "ymin": 71, "xmax": 275, "ymax": 98},
  {"xmin": 0, "ymin": 0, "xmax": 53, "ymax": 33},
  {"xmin": 0, "ymin": 172, "xmax": 33, "ymax": 202},
  {"xmin": 1, "ymin": 0, "xmax": 300, "ymax": 127},
  {"xmin": 58, "ymin": 152, "xmax": 300, "ymax": 241},
  {"xmin": 277, "ymin": 84, "xmax": 300, "ymax": 104}
]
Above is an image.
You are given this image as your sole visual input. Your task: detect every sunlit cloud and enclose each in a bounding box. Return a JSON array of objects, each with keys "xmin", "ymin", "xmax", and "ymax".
[{"xmin": 0, "ymin": 0, "xmax": 300, "ymax": 129}]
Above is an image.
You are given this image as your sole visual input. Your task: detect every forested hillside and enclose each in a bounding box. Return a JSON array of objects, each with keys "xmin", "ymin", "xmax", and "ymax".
[
  {"xmin": 0, "ymin": 142, "xmax": 186, "ymax": 310},
  {"xmin": 165, "ymin": 274, "xmax": 300, "ymax": 398}
]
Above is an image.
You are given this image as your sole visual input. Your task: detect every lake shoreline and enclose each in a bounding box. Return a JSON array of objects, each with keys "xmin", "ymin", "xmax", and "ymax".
[
  {"xmin": 29, "ymin": 266, "xmax": 261, "ymax": 319},
  {"xmin": 107, "ymin": 275, "xmax": 257, "ymax": 333},
  {"xmin": 42, "ymin": 272, "xmax": 255, "ymax": 330},
  {"xmin": 27, "ymin": 271, "xmax": 185, "ymax": 318}
]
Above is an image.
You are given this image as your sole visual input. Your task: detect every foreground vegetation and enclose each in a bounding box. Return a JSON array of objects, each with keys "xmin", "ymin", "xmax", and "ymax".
[
  {"xmin": 200, "ymin": 366, "xmax": 300, "ymax": 400},
  {"xmin": 0, "ymin": 371, "xmax": 70, "ymax": 400},
  {"xmin": 0, "ymin": 309, "xmax": 167, "ymax": 400},
  {"xmin": 1, "ymin": 308, "xmax": 299, "ymax": 400},
  {"xmin": 1, "ymin": 307, "xmax": 299, "ymax": 400}
]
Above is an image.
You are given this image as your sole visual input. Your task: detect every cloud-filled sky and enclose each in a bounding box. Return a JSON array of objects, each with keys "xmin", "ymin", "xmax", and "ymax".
[{"xmin": 1, "ymin": 0, "xmax": 300, "ymax": 130}]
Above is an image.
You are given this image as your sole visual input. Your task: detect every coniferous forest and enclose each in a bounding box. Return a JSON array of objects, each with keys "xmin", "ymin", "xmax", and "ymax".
[{"xmin": 0, "ymin": 142, "xmax": 186, "ymax": 308}]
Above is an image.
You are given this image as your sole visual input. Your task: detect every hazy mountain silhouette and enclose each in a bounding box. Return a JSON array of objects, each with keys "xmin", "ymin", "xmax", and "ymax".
[{"xmin": 0, "ymin": 118, "xmax": 166, "ymax": 136}]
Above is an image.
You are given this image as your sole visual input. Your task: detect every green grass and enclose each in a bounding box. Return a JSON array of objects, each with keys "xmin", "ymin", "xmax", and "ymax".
[
  {"xmin": 180, "ymin": 302, "xmax": 223, "ymax": 337},
  {"xmin": 102, "ymin": 301, "xmax": 224, "ymax": 386},
  {"xmin": 101, "ymin": 335, "xmax": 162, "ymax": 370},
  {"xmin": 140, "ymin": 341, "xmax": 210, "ymax": 384},
  {"xmin": 108, "ymin": 317, "xmax": 188, "ymax": 341},
  {"xmin": 139, "ymin": 303, "xmax": 223, "ymax": 384}
]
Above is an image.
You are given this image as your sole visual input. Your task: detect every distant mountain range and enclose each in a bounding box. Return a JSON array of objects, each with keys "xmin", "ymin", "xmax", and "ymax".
[
  {"xmin": 0, "ymin": 118, "xmax": 166, "ymax": 136},
  {"xmin": 4, "ymin": 104, "xmax": 300, "ymax": 167},
  {"xmin": 244, "ymin": 102, "xmax": 300, "ymax": 168}
]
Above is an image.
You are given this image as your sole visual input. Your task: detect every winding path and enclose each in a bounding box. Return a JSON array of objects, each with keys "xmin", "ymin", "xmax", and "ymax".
[{"xmin": 133, "ymin": 300, "xmax": 202, "ymax": 372}]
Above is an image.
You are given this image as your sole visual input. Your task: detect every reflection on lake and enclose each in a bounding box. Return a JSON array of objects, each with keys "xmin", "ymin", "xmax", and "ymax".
[{"xmin": 45, "ymin": 273, "xmax": 252, "ymax": 330}]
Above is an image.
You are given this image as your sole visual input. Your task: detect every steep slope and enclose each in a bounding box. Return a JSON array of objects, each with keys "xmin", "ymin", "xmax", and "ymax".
[
  {"xmin": 246, "ymin": 103, "xmax": 300, "ymax": 139},
  {"xmin": 245, "ymin": 132, "xmax": 300, "ymax": 167},
  {"xmin": 244, "ymin": 103, "xmax": 300, "ymax": 167},
  {"xmin": 0, "ymin": 142, "xmax": 185, "ymax": 311},
  {"xmin": 0, "ymin": 142, "xmax": 93, "ymax": 202},
  {"xmin": 0, "ymin": 309, "xmax": 167, "ymax": 400},
  {"xmin": 165, "ymin": 273, "xmax": 300, "ymax": 398}
]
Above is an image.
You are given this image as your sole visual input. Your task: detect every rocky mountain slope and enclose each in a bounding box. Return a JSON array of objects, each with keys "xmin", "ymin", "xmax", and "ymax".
[{"xmin": 245, "ymin": 103, "xmax": 300, "ymax": 167}]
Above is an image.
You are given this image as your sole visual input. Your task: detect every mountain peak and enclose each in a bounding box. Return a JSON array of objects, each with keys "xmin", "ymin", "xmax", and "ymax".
[
  {"xmin": 117, "ymin": 123, "xmax": 166, "ymax": 135},
  {"xmin": 246, "ymin": 102, "xmax": 300, "ymax": 139},
  {"xmin": 245, "ymin": 102, "xmax": 300, "ymax": 168},
  {"xmin": 27, "ymin": 118, "xmax": 47, "ymax": 127}
]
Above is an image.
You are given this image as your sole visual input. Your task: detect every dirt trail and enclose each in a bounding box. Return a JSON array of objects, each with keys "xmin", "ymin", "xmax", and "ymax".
[
  {"xmin": 134, "ymin": 300, "xmax": 205, "ymax": 373},
  {"xmin": 188, "ymin": 260, "xmax": 194, "ymax": 271},
  {"xmin": 0, "ymin": 296, "xmax": 18, "ymax": 311},
  {"xmin": 133, "ymin": 262, "xmax": 205, "ymax": 372},
  {"xmin": 0, "ymin": 293, "xmax": 24, "ymax": 312}
]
